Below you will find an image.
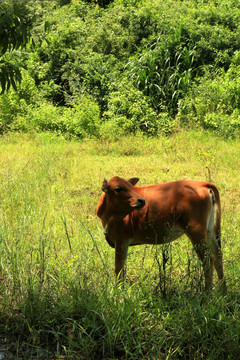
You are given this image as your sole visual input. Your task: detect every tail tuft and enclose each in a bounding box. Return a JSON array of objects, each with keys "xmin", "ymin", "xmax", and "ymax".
[{"xmin": 209, "ymin": 189, "xmax": 215, "ymax": 205}]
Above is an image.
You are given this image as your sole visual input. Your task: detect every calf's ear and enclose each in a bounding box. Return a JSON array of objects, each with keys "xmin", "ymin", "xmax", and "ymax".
[
  {"xmin": 101, "ymin": 178, "xmax": 109, "ymax": 193},
  {"xmin": 128, "ymin": 177, "xmax": 139, "ymax": 186}
]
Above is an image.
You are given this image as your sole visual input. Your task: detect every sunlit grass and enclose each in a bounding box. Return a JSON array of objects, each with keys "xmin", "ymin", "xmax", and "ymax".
[{"xmin": 0, "ymin": 130, "xmax": 239, "ymax": 358}]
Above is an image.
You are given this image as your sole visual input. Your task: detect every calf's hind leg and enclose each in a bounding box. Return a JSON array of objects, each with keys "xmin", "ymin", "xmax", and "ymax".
[
  {"xmin": 187, "ymin": 226, "xmax": 214, "ymax": 291},
  {"xmin": 207, "ymin": 227, "xmax": 226, "ymax": 292}
]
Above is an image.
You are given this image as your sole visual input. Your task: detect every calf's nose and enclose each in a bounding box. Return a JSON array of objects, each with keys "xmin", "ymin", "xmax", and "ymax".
[{"xmin": 137, "ymin": 198, "xmax": 145, "ymax": 207}]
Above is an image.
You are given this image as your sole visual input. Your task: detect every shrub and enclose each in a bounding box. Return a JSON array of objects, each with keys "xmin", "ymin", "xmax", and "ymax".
[
  {"xmin": 22, "ymin": 95, "xmax": 101, "ymax": 138},
  {"xmin": 63, "ymin": 96, "xmax": 101, "ymax": 138},
  {"xmin": 0, "ymin": 72, "xmax": 38, "ymax": 133},
  {"xmin": 178, "ymin": 65, "xmax": 240, "ymax": 137},
  {"xmin": 102, "ymin": 81, "xmax": 172, "ymax": 138},
  {"xmin": 202, "ymin": 110, "xmax": 240, "ymax": 138}
]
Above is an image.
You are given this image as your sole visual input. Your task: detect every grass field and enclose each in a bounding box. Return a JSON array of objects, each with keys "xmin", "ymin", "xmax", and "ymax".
[{"xmin": 0, "ymin": 130, "xmax": 240, "ymax": 359}]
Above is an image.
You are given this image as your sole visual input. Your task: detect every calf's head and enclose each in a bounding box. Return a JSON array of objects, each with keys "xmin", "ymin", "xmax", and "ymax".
[{"xmin": 101, "ymin": 176, "xmax": 145, "ymax": 218}]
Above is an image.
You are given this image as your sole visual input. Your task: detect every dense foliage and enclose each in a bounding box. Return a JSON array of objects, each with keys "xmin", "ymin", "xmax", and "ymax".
[
  {"xmin": 1, "ymin": 0, "xmax": 240, "ymax": 137},
  {"xmin": 0, "ymin": 1, "xmax": 32, "ymax": 92}
]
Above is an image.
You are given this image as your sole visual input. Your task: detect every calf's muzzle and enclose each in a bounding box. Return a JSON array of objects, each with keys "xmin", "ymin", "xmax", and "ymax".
[{"xmin": 133, "ymin": 197, "xmax": 145, "ymax": 209}]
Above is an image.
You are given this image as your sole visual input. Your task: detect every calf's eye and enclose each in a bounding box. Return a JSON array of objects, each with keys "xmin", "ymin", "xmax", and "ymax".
[{"xmin": 115, "ymin": 187, "xmax": 124, "ymax": 193}]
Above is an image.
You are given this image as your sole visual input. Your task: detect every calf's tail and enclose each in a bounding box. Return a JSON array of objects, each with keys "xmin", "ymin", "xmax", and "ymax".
[{"xmin": 209, "ymin": 186, "xmax": 221, "ymax": 248}]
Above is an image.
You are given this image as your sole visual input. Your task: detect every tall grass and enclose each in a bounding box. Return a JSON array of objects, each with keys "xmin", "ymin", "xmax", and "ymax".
[
  {"xmin": 0, "ymin": 131, "xmax": 239, "ymax": 359},
  {"xmin": 128, "ymin": 41, "xmax": 195, "ymax": 114}
]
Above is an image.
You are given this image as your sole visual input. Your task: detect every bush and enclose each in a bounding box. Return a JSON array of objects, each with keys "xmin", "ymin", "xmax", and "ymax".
[
  {"xmin": 102, "ymin": 81, "xmax": 173, "ymax": 138},
  {"xmin": 63, "ymin": 96, "xmax": 101, "ymax": 138},
  {"xmin": 178, "ymin": 65, "xmax": 240, "ymax": 137},
  {"xmin": 202, "ymin": 110, "xmax": 240, "ymax": 138},
  {"xmin": 0, "ymin": 72, "xmax": 38, "ymax": 133},
  {"xmin": 0, "ymin": 77, "xmax": 101, "ymax": 138},
  {"xmin": 24, "ymin": 95, "xmax": 101, "ymax": 138}
]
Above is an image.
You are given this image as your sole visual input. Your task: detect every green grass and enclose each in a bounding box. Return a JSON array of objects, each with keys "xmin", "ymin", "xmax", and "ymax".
[{"xmin": 0, "ymin": 130, "xmax": 240, "ymax": 359}]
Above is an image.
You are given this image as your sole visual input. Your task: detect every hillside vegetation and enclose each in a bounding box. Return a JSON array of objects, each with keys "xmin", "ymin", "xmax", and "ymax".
[{"xmin": 1, "ymin": 0, "xmax": 240, "ymax": 138}]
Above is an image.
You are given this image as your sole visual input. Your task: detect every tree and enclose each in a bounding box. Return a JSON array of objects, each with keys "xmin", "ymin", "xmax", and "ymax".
[{"xmin": 0, "ymin": 1, "xmax": 32, "ymax": 93}]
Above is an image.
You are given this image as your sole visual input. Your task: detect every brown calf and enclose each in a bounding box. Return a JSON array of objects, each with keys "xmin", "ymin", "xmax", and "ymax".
[{"xmin": 96, "ymin": 176, "xmax": 226, "ymax": 291}]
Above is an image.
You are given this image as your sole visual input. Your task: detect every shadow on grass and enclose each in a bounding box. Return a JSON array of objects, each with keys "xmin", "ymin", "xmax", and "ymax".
[
  {"xmin": 0, "ymin": 281, "xmax": 240, "ymax": 359},
  {"xmin": 0, "ymin": 284, "xmax": 116, "ymax": 359}
]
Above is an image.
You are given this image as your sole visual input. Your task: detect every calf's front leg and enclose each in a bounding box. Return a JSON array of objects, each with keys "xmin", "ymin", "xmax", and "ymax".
[{"xmin": 115, "ymin": 239, "xmax": 129, "ymax": 282}]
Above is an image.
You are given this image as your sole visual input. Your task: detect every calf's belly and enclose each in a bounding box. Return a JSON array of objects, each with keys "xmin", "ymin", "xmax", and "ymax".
[{"xmin": 130, "ymin": 223, "xmax": 185, "ymax": 245}]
